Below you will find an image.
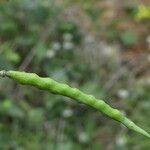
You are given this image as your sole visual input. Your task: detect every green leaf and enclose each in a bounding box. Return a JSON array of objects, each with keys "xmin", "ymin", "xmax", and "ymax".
[
  {"xmin": 120, "ymin": 31, "xmax": 138, "ymax": 46},
  {"xmin": 27, "ymin": 108, "xmax": 45, "ymax": 126},
  {"xmin": 5, "ymin": 50, "xmax": 20, "ymax": 63}
]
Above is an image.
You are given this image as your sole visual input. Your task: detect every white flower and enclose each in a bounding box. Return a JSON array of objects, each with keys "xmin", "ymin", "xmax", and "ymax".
[
  {"xmin": 63, "ymin": 33, "xmax": 73, "ymax": 41},
  {"xmin": 146, "ymin": 35, "xmax": 150, "ymax": 48},
  {"xmin": 116, "ymin": 136, "xmax": 127, "ymax": 147},
  {"xmin": 51, "ymin": 42, "xmax": 61, "ymax": 51},
  {"xmin": 78, "ymin": 132, "xmax": 89, "ymax": 143},
  {"xmin": 63, "ymin": 41, "xmax": 74, "ymax": 50},
  {"xmin": 84, "ymin": 35, "xmax": 95, "ymax": 43},
  {"xmin": 62, "ymin": 109, "xmax": 73, "ymax": 118},
  {"xmin": 117, "ymin": 89, "xmax": 129, "ymax": 99},
  {"xmin": 46, "ymin": 50, "xmax": 55, "ymax": 58}
]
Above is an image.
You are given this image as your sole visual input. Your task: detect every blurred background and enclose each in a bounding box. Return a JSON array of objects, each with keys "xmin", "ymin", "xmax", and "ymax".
[{"xmin": 0, "ymin": 0, "xmax": 150, "ymax": 149}]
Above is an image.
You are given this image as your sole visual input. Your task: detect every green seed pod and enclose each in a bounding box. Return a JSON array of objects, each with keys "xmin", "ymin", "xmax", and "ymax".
[{"xmin": 0, "ymin": 70, "xmax": 150, "ymax": 138}]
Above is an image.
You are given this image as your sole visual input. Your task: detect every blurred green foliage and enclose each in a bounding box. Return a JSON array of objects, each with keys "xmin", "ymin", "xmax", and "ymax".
[
  {"xmin": 0, "ymin": 0, "xmax": 149, "ymax": 149},
  {"xmin": 0, "ymin": 0, "xmax": 103, "ymax": 149}
]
